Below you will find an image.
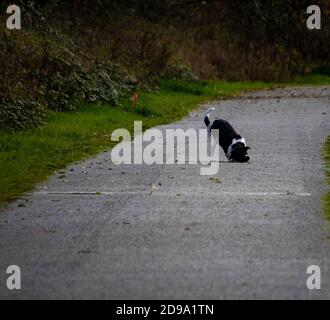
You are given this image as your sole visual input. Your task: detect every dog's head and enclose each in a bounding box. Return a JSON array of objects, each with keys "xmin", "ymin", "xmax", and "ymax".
[{"xmin": 229, "ymin": 143, "xmax": 251, "ymax": 163}]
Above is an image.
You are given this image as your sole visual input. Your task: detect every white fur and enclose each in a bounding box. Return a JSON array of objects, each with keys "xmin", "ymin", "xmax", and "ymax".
[
  {"xmin": 205, "ymin": 107, "xmax": 215, "ymax": 141},
  {"xmin": 226, "ymin": 137, "xmax": 247, "ymax": 159}
]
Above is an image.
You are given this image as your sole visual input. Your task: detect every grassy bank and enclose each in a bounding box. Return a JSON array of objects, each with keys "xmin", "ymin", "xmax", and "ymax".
[
  {"xmin": 323, "ymin": 137, "xmax": 330, "ymax": 221},
  {"xmin": 291, "ymin": 75, "xmax": 330, "ymax": 86},
  {"xmin": 0, "ymin": 80, "xmax": 271, "ymax": 204},
  {"xmin": 0, "ymin": 78, "xmax": 329, "ymax": 205}
]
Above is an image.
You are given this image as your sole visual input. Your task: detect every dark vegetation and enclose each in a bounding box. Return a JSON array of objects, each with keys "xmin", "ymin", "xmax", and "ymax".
[
  {"xmin": 324, "ymin": 137, "xmax": 330, "ymax": 220},
  {"xmin": 0, "ymin": 0, "xmax": 329, "ymax": 132}
]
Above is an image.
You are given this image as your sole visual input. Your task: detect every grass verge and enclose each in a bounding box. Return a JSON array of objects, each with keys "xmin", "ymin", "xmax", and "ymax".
[
  {"xmin": 291, "ymin": 74, "xmax": 330, "ymax": 86},
  {"xmin": 0, "ymin": 78, "xmax": 329, "ymax": 205},
  {"xmin": 323, "ymin": 137, "xmax": 330, "ymax": 221}
]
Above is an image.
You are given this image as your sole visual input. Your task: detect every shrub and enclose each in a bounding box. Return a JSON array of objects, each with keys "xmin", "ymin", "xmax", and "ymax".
[
  {"xmin": 162, "ymin": 62, "xmax": 200, "ymax": 82},
  {"xmin": 0, "ymin": 98, "xmax": 45, "ymax": 133}
]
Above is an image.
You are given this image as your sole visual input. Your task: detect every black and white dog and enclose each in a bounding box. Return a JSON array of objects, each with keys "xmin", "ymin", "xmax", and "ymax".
[{"xmin": 204, "ymin": 107, "xmax": 251, "ymax": 163}]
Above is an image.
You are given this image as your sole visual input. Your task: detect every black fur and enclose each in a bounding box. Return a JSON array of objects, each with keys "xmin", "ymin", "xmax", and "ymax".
[
  {"xmin": 209, "ymin": 119, "xmax": 240, "ymax": 154},
  {"xmin": 204, "ymin": 108, "xmax": 251, "ymax": 163}
]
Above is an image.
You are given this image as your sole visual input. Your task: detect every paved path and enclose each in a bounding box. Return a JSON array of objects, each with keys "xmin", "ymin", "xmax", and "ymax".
[{"xmin": 0, "ymin": 86, "xmax": 329, "ymax": 299}]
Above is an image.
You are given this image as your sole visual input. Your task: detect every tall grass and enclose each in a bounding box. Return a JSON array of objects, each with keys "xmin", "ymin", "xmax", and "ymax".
[{"xmin": 323, "ymin": 137, "xmax": 330, "ymax": 221}]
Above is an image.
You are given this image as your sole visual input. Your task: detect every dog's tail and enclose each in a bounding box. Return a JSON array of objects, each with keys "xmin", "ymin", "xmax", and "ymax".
[{"xmin": 204, "ymin": 107, "xmax": 215, "ymax": 127}]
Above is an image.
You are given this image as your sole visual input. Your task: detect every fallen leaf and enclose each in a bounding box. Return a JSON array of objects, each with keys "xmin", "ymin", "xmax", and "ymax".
[
  {"xmin": 42, "ymin": 228, "xmax": 56, "ymax": 233},
  {"xmin": 209, "ymin": 177, "xmax": 222, "ymax": 184},
  {"xmin": 149, "ymin": 184, "xmax": 159, "ymax": 195}
]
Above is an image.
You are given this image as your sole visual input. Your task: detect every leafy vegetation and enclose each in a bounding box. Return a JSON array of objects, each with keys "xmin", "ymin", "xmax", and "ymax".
[
  {"xmin": 323, "ymin": 137, "xmax": 330, "ymax": 220},
  {"xmin": 0, "ymin": 1, "xmax": 329, "ymax": 132}
]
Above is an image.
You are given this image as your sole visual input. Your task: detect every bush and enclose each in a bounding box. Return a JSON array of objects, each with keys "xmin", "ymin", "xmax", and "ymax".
[
  {"xmin": 0, "ymin": 12, "xmax": 134, "ymax": 132},
  {"xmin": 162, "ymin": 62, "xmax": 200, "ymax": 82},
  {"xmin": 1, "ymin": 0, "xmax": 328, "ymax": 132},
  {"xmin": 0, "ymin": 98, "xmax": 45, "ymax": 133},
  {"xmin": 41, "ymin": 61, "xmax": 133, "ymax": 112}
]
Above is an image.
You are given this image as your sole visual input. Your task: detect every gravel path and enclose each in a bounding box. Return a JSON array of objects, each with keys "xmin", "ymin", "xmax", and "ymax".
[{"xmin": 0, "ymin": 86, "xmax": 329, "ymax": 299}]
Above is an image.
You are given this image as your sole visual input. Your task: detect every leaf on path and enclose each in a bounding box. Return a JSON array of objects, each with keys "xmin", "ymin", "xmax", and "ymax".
[
  {"xmin": 77, "ymin": 250, "xmax": 100, "ymax": 254},
  {"xmin": 149, "ymin": 184, "xmax": 159, "ymax": 195},
  {"xmin": 209, "ymin": 177, "xmax": 222, "ymax": 184},
  {"xmin": 42, "ymin": 228, "xmax": 56, "ymax": 233}
]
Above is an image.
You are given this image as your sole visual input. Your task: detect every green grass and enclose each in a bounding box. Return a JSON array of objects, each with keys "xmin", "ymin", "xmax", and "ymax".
[
  {"xmin": 0, "ymin": 78, "xmax": 329, "ymax": 204},
  {"xmin": 291, "ymin": 74, "xmax": 330, "ymax": 86},
  {"xmin": 323, "ymin": 137, "xmax": 330, "ymax": 221}
]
